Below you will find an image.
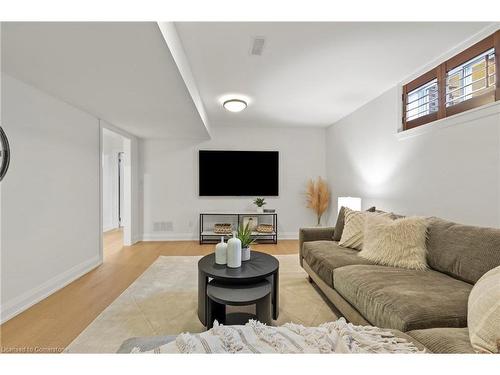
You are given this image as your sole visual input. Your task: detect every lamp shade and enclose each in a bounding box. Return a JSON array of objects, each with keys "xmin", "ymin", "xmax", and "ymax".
[{"xmin": 338, "ymin": 197, "xmax": 361, "ymax": 213}]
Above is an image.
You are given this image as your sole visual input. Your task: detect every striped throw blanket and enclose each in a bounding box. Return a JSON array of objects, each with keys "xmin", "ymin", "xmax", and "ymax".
[{"xmin": 132, "ymin": 318, "xmax": 424, "ymax": 354}]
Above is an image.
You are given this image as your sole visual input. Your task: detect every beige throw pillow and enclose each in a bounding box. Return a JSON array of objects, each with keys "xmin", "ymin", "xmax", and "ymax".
[
  {"xmin": 358, "ymin": 215, "xmax": 428, "ymax": 270},
  {"xmin": 333, "ymin": 206, "xmax": 376, "ymax": 242},
  {"xmin": 338, "ymin": 208, "xmax": 366, "ymax": 250},
  {"xmin": 338, "ymin": 208, "xmax": 386, "ymax": 250},
  {"xmin": 468, "ymin": 265, "xmax": 500, "ymax": 353}
]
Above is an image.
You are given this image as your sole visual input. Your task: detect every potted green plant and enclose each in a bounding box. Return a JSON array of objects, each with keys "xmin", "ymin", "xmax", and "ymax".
[
  {"xmin": 253, "ymin": 197, "xmax": 266, "ymax": 213},
  {"xmin": 237, "ymin": 222, "xmax": 255, "ymax": 261}
]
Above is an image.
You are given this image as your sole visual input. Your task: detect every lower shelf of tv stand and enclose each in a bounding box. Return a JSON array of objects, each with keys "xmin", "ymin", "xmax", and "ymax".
[
  {"xmin": 200, "ymin": 231, "xmax": 277, "ymax": 244},
  {"xmin": 201, "ymin": 230, "xmax": 276, "ymax": 237},
  {"xmin": 199, "ymin": 212, "xmax": 278, "ymax": 244}
]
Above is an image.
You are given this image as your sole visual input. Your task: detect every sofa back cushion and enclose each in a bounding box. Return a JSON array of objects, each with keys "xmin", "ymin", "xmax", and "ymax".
[{"xmin": 426, "ymin": 217, "xmax": 500, "ymax": 284}]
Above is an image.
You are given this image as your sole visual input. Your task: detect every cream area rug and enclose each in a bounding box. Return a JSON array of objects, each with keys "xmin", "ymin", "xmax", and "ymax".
[{"xmin": 65, "ymin": 255, "xmax": 338, "ymax": 353}]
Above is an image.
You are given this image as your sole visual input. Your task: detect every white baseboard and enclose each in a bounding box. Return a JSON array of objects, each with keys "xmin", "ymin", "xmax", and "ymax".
[
  {"xmin": 0, "ymin": 256, "xmax": 102, "ymax": 324},
  {"xmin": 142, "ymin": 232, "xmax": 198, "ymax": 241},
  {"xmin": 141, "ymin": 232, "xmax": 299, "ymax": 241},
  {"xmin": 278, "ymin": 232, "xmax": 299, "ymax": 240}
]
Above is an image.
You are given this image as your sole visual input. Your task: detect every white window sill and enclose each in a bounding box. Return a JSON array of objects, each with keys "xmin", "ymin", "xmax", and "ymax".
[{"xmin": 395, "ymin": 101, "xmax": 500, "ymax": 140}]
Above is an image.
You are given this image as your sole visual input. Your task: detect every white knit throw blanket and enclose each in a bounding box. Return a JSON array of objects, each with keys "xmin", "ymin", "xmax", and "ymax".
[{"xmin": 133, "ymin": 318, "xmax": 424, "ymax": 354}]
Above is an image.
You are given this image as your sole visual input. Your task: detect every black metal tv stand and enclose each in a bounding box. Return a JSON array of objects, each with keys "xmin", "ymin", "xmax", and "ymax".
[{"xmin": 199, "ymin": 212, "xmax": 278, "ymax": 244}]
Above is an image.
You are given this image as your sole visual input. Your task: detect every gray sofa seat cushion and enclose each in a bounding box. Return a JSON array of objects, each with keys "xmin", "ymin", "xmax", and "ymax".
[
  {"xmin": 302, "ymin": 241, "xmax": 375, "ymax": 287},
  {"xmin": 427, "ymin": 217, "xmax": 500, "ymax": 284},
  {"xmin": 333, "ymin": 265, "xmax": 472, "ymax": 332},
  {"xmin": 407, "ymin": 328, "xmax": 474, "ymax": 354}
]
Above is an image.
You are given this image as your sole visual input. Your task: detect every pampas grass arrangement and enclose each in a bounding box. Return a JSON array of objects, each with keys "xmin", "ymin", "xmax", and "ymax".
[{"xmin": 306, "ymin": 177, "xmax": 330, "ymax": 225}]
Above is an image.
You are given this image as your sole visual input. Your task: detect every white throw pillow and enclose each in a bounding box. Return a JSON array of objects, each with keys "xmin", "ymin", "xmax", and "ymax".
[
  {"xmin": 339, "ymin": 208, "xmax": 388, "ymax": 250},
  {"xmin": 358, "ymin": 215, "xmax": 428, "ymax": 270},
  {"xmin": 468, "ymin": 265, "xmax": 500, "ymax": 353}
]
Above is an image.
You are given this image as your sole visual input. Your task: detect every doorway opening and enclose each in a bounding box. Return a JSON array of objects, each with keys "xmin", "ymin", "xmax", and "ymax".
[
  {"xmin": 118, "ymin": 151, "xmax": 124, "ymax": 228},
  {"xmin": 101, "ymin": 127, "xmax": 131, "ymax": 258}
]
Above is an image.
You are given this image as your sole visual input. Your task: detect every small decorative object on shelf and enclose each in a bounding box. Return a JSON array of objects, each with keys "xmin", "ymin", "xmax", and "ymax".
[
  {"xmin": 253, "ymin": 197, "xmax": 266, "ymax": 213},
  {"xmin": 237, "ymin": 222, "xmax": 255, "ymax": 261},
  {"xmin": 305, "ymin": 176, "xmax": 330, "ymax": 226},
  {"xmin": 242, "ymin": 216, "xmax": 258, "ymax": 231},
  {"xmin": 215, "ymin": 236, "xmax": 227, "ymax": 265},
  {"xmin": 263, "ymin": 208, "xmax": 275, "ymax": 213},
  {"xmin": 214, "ymin": 223, "xmax": 233, "ymax": 234},
  {"xmin": 256, "ymin": 224, "xmax": 274, "ymax": 233},
  {"xmin": 226, "ymin": 232, "xmax": 242, "ymax": 268}
]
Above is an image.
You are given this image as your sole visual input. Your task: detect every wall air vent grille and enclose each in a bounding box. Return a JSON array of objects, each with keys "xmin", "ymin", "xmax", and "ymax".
[{"xmin": 250, "ymin": 37, "xmax": 266, "ymax": 56}]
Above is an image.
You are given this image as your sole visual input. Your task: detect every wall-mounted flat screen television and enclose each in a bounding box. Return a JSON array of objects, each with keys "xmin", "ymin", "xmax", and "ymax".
[{"xmin": 199, "ymin": 150, "xmax": 279, "ymax": 196}]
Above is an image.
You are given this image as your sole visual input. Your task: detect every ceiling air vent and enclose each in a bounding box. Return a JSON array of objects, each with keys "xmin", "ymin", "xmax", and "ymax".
[{"xmin": 250, "ymin": 37, "xmax": 266, "ymax": 56}]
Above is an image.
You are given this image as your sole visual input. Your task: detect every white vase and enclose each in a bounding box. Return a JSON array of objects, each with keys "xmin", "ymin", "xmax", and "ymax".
[
  {"xmin": 242, "ymin": 246, "xmax": 251, "ymax": 261},
  {"xmin": 256, "ymin": 207, "xmax": 264, "ymax": 213},
  {"xmin": 215, "ymin": 236, "xmax": 227, "ymax": 265},
  {"xmin": 227, "ymin": 232, "xmax": 242, "ymax": 268}
]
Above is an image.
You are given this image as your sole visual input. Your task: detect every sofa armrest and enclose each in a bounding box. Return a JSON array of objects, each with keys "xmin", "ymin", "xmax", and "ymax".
[{"xmin": 299, "ymin": 227, "xmax": 335, "ymax": 266}]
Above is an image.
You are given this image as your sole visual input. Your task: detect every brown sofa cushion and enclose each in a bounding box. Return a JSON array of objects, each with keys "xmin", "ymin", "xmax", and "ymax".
[
  {"xmin": 333, "ymin": 265, "xmax": 472, "ymax": 332},
  {"xmin": 298, "ymin": 227, "xmax": 335, "ymax": 266},
  {"xmin": 427, "ymin": 217, "xmax": 500, "ymax": 284},
  {"xmin": 302, "ymin": 241, "xmax": 374, "ymax": 287},
  {"xmin": 407, "ymin": 328, "xmax": 474, "ymax": 354},
  {"xmin": 332, "ymin": 207, "xmax": 347, "ymax": 241}
]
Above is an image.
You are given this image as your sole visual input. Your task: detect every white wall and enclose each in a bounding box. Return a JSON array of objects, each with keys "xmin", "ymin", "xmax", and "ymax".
[
  {"xmin": 325, "ymin": 86, "xmax": 500, "ymax": 228},
  {"xmin": 102, "ymin": 128, "xmax": 125, "ymax": 232},
  {"xmin": 141, "ymin": 126, "xmax": 327, "ymax": 240},
  {"xmin": 1, "ymin": 74, "xmax": 101, "ymax": 322}
]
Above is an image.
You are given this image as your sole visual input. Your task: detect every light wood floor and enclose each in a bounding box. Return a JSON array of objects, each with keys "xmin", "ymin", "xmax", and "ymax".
[{"xmin": 0, "ymin": 229, "xmax": 298, "ymax": 353}]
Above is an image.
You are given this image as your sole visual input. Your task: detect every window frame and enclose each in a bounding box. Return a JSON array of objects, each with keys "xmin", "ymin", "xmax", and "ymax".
[{"xmin": 402, "ymin": 30, "xmax": 500, "ymax": 131}]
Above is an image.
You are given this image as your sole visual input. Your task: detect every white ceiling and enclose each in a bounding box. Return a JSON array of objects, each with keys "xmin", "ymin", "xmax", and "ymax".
[
  {"xmin": 175, "ymin": 22, "xmax": 492, "ymax": 128},
  {"xmin": 2, "ymin": 22, "xmax": 494, "ymax": 137},
  {"xmin": 2, "ymin": 22, "xmax": 210, "ymax": 139}
]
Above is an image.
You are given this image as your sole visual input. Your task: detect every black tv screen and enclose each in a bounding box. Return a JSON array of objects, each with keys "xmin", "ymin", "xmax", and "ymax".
[{"xmin": 199, "ymin": 150, "xmax": 279, "ymax": 196}]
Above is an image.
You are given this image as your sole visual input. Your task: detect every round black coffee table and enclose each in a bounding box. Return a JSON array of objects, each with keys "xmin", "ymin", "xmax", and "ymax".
[{"xmin": 198, "ymin": 251, "xmax": 279, "ymax": 327}]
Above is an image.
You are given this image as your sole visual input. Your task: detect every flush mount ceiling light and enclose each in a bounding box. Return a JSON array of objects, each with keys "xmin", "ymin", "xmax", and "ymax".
[{"xmin": 223, "ymin": 99, "xmax": 247, "ymax": 113}]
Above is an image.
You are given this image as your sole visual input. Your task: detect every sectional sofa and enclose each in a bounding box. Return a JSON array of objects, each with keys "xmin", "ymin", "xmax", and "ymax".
[{"xmin": 299, "ymin": 216, "xmax": 500, "ymax": 353}]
